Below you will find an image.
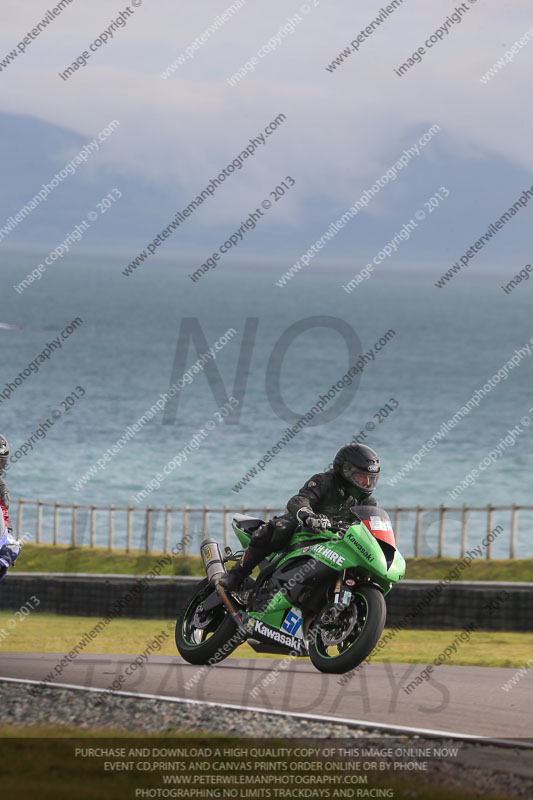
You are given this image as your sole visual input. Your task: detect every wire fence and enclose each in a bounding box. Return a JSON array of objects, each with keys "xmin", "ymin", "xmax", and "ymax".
[{"xmin": 11, "ymin": 498, "xmax": 533, "ymax": 559}]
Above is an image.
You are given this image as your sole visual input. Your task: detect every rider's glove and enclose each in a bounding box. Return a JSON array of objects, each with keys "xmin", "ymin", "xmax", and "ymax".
[{"xmin": 296, "ymin": 507, "xmax": 331, "ymax": 532}]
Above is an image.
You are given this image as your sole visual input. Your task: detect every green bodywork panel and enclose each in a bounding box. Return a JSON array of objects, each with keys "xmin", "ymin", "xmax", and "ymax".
[
  {"xmin": 232, "ymin": 518, "xmax": 405, "ymax": 623},
  {"xmin": 277, "ymin": 523, "xmax": 405, "ymax": 594},
  {"xmin": 388, "ymin": 549, "xmax": 406, "ymax": 583},
  {"xmin": 234, "ymin": 527, "xmax": 251, "ymax": 549},
  {"xmin": 251, "ymin": 596, "xmax": 290, "ymax": 626}
]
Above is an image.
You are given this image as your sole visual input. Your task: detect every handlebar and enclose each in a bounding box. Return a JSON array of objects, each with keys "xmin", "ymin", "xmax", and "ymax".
[
  {"xmin": 295, "ymin": 521, "xmax": 350, "ymax": 535},
  {"xmin": 329, "ymin": 519, "xmax": 353, "ymax": 533}
]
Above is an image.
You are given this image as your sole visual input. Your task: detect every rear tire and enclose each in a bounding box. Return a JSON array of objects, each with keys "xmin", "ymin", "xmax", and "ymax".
[
  {"xmin": 175, "ymin": 578, "xmax": 245, "ymax": 665},
  {"xmin": 308, "ymin": 584, "xmax": 386, "ymax": 674}
]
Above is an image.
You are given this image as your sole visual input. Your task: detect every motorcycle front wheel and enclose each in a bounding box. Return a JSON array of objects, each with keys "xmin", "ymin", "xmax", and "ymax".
[{"xmin": 308, "ymin": 584, "xmax": 386, "ymax": 674}]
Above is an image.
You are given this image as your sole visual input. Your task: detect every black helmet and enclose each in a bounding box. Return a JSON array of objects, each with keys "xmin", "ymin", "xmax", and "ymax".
[
  {"xmin": 0, "ymin": 435, "xmax": 8, "ymax": 473},
  {"xmin": 333, "ymin": 443, "xmax": 380, "ymax": 500}
]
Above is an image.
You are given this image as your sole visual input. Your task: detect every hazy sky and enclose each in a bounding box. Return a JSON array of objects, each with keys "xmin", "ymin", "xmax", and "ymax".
[
  {"xmin": 2, "ymin": 0, "xmax": 533, "ymax": 529},
  {"xmin": 2, "ymin": 0, "xmax": 532, "ymax": 225}
]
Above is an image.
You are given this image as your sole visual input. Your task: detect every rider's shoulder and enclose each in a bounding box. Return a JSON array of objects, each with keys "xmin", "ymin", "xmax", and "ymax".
[{"xmin": 305, "ymin": 470, "xmax": 335, "ymax": 488}]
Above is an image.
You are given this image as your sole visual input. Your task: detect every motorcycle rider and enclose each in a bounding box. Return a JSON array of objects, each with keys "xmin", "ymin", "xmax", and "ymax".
[
  {"xmin": 0, "ymin": 434, "xmax": 20, "ymax": 581},
  {"xmin": 219, "ymin": 443, "xmax": 381, "ymax": 592}
]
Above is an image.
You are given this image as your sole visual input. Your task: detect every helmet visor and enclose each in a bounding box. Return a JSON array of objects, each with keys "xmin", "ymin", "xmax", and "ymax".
[{"xmin": 343, "ymin": 465, "xmax": 379, "ymax": 493}]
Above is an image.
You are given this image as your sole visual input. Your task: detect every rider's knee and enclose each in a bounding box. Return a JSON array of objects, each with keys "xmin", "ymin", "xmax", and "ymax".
[
  {"xmin": 270, "ymin": 517, "xmax": 296, "ymax": 549},
  {"xmin": 251, "ymin": 521, "xmax": 272, "ymax": 546}
]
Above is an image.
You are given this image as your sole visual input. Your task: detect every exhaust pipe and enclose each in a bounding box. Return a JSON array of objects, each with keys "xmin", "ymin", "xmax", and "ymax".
[
  {"xmin": 200, "ymin": 538, "xmax": 247, "ymax": 635},
  {"xmin": 200, "ymin": 538, "xmax": 227, "ymax": 584}
]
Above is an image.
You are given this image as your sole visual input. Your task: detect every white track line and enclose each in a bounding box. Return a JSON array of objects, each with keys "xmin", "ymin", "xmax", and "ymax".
[{"xmin": 1, "ymin": 675, "xmax": 531, "ymax": 749}]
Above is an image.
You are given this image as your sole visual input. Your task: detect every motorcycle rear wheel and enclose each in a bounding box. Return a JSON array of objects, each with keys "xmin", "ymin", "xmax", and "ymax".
[
  {"xmin": 308, "ymin": 584, "xmax": 386, "ymax": 674},
  {"xmin": 175, "ymin": 578, "xmax": 245, "ymax": 665}
]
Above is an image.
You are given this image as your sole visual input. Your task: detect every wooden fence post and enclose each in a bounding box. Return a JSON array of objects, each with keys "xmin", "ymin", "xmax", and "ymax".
[
  {"xmin": 90, "ymin": 505, "xmax": 96, "ymax": 548},
  {"xmin": 460, "ymin": 505, "xmax": 468, "ymax": 558},
  {"xmin": 72, "ymin": 503, "xmax": 77, "ymax": 547},
  {"xmin": 414, "ymin": 506, "xmax": 422, "ymax": 557},
  {"xmin": 182, "ymin": 505, "xmax": 190, "ymax": 554},
  {"xmin": 53, "ymin": 503, "xmax": 59, "ymax": 546},
  {"xmin": 109, "ymin": 505, "xmax": 115, "ymax": 551},
  {"xmin": 486, "ymin": 504, "xmax": 494, "ymax": 559},
  {"xmin": 438, "ymin": 505, "xmax": 446, "ymax": 557},
  {"xmin": 145, "ymin": 506, "xmax": 152, "ymax": 553},
  {"xmin": 510, "ymin": 505, "xmax": 518, "ymax": 559},
  {"xmin": 126, "ymin": 506, "xmax": 133, "ymax": 553},
  {"xmin": 223, "ymin": 505, "xmax": 230, "ymax": 548},
  {"xmin": 36, "ymin": 499, "xmax": 42, "ymax": 544}
]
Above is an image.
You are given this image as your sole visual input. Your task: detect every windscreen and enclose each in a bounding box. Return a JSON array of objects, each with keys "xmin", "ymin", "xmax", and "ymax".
[{"xmin": 355, "ymin": 506, "xmax": 396, "ymax": 549}]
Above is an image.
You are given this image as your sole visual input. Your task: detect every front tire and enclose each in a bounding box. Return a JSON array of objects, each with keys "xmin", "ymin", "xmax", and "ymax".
[
  {"xmin": 175, "ymin": 578, "xmax": 245, "ymax": 665},
  {"xmin": 308, "ymin": 584, "xmax": 386, "ymax": 674}
]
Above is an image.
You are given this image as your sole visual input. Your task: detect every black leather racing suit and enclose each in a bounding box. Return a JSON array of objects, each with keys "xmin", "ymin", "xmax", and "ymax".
[{"xmin": 249, "ymin": 469, "xmax": 377, "ymax": 559}]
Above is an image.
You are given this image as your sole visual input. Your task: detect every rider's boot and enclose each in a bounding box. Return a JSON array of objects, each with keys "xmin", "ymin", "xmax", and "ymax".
[{"xmin": 218, "ymin": 540, "xmax": 270, "ymax": 592}]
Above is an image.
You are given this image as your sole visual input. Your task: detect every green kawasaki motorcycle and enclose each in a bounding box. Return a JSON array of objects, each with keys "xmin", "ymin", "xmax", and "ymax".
[{"xmin": 175, "ymin": 506, "xmax": 405, "ymax": 674}]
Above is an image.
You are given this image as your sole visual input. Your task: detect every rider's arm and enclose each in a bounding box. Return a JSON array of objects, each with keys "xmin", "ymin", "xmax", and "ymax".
[{"xmin": 286, "ymin": 473, "xmax": 328, "ymax": 521}]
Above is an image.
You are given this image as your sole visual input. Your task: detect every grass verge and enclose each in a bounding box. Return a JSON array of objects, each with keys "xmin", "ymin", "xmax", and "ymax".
[
  {"xmin": 16, "ymin": 543, "xmax": 201, "ymax": 575},
  {"xmin": 12, "ymin": 544, "xmax": 533, "ymax": 581},
  {"xmin": 1, "ymin": 612, "xmax": 531, "ymax": 667}
]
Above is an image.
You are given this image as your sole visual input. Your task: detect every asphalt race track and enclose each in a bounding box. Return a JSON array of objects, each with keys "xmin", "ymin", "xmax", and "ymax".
[{"xmin": 1, "ymin": 653, "xmax": 531, "ymax": 740}]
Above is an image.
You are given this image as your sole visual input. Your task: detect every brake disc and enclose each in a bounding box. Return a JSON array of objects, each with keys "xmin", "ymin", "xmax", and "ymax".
[
  {"xmin": 320, "ymin": 604, "xmax": 358, "ymax": 646},
  {"xmin": 192, "ymin": 603, "xmax": 213, "ymax": 629}
]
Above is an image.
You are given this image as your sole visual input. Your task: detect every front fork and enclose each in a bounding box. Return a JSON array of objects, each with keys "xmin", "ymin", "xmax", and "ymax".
[
  {"xmin": 333, "ymin": 571, "xmax": 344, "ymax": 605},
  {"xmin": 331, "ymin": 569, "xmax": 357, "ymax": 623},
  {"xmin": 333, "ymin": 569, "xmax": 354, "ymax": 607},
  {"xmin": 304, "ymin": 570, "xmax": 355, "ymax": 640}
]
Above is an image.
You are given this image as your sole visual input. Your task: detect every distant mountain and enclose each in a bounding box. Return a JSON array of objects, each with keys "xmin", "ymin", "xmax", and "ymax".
[
  {"xmin": 0, "ymin": 112, "xmax": 178, "ymax": 253},
  {"xmin": 1, "ymin": 111, "xmax": 532, "ymax": 270}
]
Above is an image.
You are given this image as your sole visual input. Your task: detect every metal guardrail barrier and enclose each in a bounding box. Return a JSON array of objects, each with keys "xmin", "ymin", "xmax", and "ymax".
[{"xmin": 11, "ymin": 499, "xmax": 533, "ymax": 559}]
